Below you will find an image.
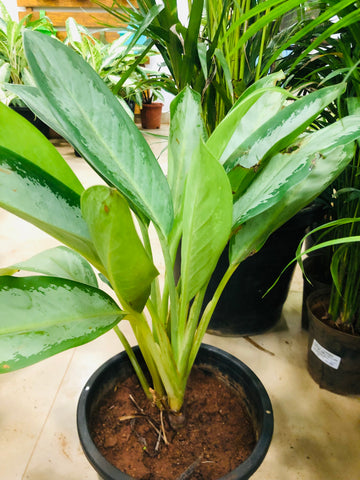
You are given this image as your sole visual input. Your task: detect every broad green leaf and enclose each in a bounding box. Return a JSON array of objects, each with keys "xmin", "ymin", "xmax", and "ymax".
[
  {"xmin": 0, "ymin": 246, "xmax": 98, "ymax": 287},
  {"xmin": 0, "ymin": 102, "xmax": 83, "ymax": 194},
  {"xmin": 0, "ymin": 276, "xmax": 123, "ymax": 373},
  {"xmin": 22, "ymin": 30, "xmax": 174, "ymax": 235},
  {"xmin": 207, "ymin": 80, "xmax": 289, "ymax": 166},
  {"xmin": 6, "ymin": 84, "xmax": 68, "ymax": 139},
  {"xmin": 224, "ymin": 83, "xmax": 347, "ymax": 171},
  {"xmin": 168, "ymin": 87, "xmax": 207, "ymax": 218},
  {"xmin": 232, "ymin": 115, "xmax": 360, "ymax": 229},
  {"xmin": 181, "ymin": 141, "xmax": 232, "ymax": 304},
  {"xmin": 230, "ymin": 141, "xmax": 356, "ymax": 266},
  {"xmin": 0, "ymin": 147, "xmax": 102, "ymax": 271},
  {"xmin": 81, "ymin": 186, "xmax": 158, "ymax": 312},
  {"xmin": 230, "ymin": 71, "xmax": 286, "ymax": 108}
]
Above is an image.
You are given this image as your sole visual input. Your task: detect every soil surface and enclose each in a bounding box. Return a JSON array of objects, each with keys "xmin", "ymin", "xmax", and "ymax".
[
  {"xmin": 90, "ymin": 366, "xmax": 256, "ymax": 480},
  {"xmin": 312, "ymin": 299, "xmax": 360, "ymax": 336}
]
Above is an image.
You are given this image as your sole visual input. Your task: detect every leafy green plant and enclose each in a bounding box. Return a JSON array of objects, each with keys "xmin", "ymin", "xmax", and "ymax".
[
  {"xmin": 0, "ymin": 0, "xmax": 56, "ymax": 106},
  {"xmin": 1, "ymin": 31, "xmax": 360, "ymax": 420},
  {"xmin": 64, "ymin": 16, "xmax": 163, "ymax": 108},
  {"xmin": 97, "ymin": 0, "xmax": 360, "ymax": 132},
  {"xmin": 278, "ymin": 0, "xmax": 360, "ymax": 335}
]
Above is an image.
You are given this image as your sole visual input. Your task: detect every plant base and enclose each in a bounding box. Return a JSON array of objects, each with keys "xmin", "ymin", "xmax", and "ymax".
[{"xmin": 307, "ymin": 289, "xmax": 360, "ymax": 395}]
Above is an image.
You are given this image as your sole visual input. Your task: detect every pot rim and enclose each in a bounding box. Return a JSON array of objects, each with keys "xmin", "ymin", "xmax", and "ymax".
[
  {"xmin": 77, "ymin": 343, "xmax": 273, "ymax": 480},
  {"xmin": 306, "ymin": 288, "xmax": 360, "ymax": 341}
]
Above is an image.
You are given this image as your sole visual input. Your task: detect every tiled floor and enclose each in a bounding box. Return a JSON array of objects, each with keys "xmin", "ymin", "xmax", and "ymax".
[{"xmin": 1, "ymin": 129, "xmax": 360, "ymax": 480}]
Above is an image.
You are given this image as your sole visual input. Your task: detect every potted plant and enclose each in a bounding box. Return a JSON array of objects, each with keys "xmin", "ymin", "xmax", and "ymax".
[
  {"xmin": 101, "ymin": 0, "xmax": 360, "ymax": 336},
  {"xmin": 295, "ymin": 215, "xmax": 360, "ymax": 395},
  {"xmin": 63, "ymin": 17, "xmax": 160, "ymax": 116},
  {"xmin": 133, "ymin": 70, "xmax": 173, "ymax": 129},
  {"xmin": 1, "ymin": 30, "xmax": 360, "ymax": 478}
]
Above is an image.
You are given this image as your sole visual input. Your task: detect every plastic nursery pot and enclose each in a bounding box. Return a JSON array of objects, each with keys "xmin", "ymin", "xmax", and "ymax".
[
  {"xmin": 140, "ymin": 102, "xmax": 163, "ymax": 129},
  {"xmin": 10, "ymin": 105, "xmax": 50, "ymax": 138},
  {"xmin": 307, "ymin": 289, "xmax": 360, "ymax": 395},
  {"xmin": 77, "ymin": 344, "xmax": 274, "ymax": 480},
  {"xmin": 301, "ymin": 256, "xmax": 332, "ymax": 330}
]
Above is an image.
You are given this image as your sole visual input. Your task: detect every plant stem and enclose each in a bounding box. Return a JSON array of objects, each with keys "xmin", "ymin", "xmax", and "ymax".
[
  {"xmin": 113, "ymin": 325, "xmax": 152, "ymax": 401},
  {"xmin": 187, "ymin": 262, "xmax": 238, "ymax": 378},
  {"xmin": 157, "ymin": 228, "xmax": 179, "ymax": 357},
  {"xmin": 255, "ymin": 9, "xmax": 269, "ymax": 82}
]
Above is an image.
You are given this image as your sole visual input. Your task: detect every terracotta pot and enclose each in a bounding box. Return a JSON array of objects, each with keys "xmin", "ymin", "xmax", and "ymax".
[
  {"xmin": 77, "ymin": 344, "xmax": 273, "ymax": 480},
  {"xmin": 307, "ymin": 289, "xmax": 360, "ymax": 395},
  {"xmin": 140, "ymin": 102, "xmax": 163, "ymax": 129}
]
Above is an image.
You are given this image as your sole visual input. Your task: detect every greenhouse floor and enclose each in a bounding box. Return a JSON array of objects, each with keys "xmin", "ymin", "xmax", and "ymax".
[{"xmin": 1, "ymin": 127, "xmax": 359, "ymax": 480}]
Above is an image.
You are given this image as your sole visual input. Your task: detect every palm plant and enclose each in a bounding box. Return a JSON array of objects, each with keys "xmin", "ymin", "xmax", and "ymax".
[
  {"xmin": 282, "ymin": 0, "xmax": 360, "ymax": 334},
  {"xmin": 95, "ymin": 0, "xmax": 360, "ymax": 133}
]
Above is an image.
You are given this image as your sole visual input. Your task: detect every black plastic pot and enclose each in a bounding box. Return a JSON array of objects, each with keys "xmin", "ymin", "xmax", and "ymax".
[
  {"xmin": 307, "ymin": 289, "xmax": 360, "ymax": 395},
  {"xmin": 301, "ymin": 256, "xmax": 332, "ymax": 330},
  {"xmin": 10, "ymin": 105, "xmax": 50, "ymax": 138},
  {"xmin": 206, "ymin": 206, "xmax": 317, "ymax": 336},
  {"xmin": 77, "ymin": 344, "xmax": 273, "ymax": 480}
]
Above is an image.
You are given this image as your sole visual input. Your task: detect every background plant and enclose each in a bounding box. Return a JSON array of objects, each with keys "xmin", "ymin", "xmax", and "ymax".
[
  {"xmin": 278, "ymin": 0, "xmax": 360, "ymax": 334},
  {"xmin": 96, "ymin": 0, "xmax": 360, "ymax": 133},
  {"xmin": 0, "ymin": 0, "xmax": 56, "ymax": 105},
  {"xmin": 0, "ymin": 31, "xmax": 360, "ymax": 420}
]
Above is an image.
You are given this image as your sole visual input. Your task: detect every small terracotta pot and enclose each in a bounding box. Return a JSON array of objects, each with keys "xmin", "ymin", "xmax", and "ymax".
[{"xmin": 140, "ymin": 102, "xmax": 163, "ymax": 129}]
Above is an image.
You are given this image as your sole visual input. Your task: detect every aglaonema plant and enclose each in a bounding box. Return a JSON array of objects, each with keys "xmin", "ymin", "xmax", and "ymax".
[{"xmin": 1, "ymin": 30, "xmax": 360, "ymax": 418}]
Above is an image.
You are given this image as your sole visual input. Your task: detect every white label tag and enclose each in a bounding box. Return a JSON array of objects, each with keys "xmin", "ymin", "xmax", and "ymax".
[{"xmin": 311, "ymin": 339, "xmax": 341, "ymax": 370}]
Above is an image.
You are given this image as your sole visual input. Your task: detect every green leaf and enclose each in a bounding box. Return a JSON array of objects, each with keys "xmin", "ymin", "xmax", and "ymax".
[
  {"xmin": 232, "ymin": 115, "xmax": 360, "ymax": 230},
  {"xmin": 0, "ymin": 275, "xmax": 123, "ymax": 373},
  {"xmin": 168, "ymin": 87, "xmax": 207, "ymax": 219},
  {"xmin": 214, "ymin": 48, "xmax": 233, "ymax": 101},
  {"xmin": 207, "ymin": 77, "xmax": 289, "ymax": 166},
  {"xmin": 6, "ymin": 84, "xmax": 68, "ymax": 139},
  {"xmin": 181, "ymin": 141, "xmax": 232, "ymax": 304},
  {"xmin": 181, "ymin": 0, "xmax": 204, "ymax": 88},
  {"xmin": 230, "ymin": 140, "xmax": 357, "ymax": 266},
  {"xmin": 0, "ymin": 246, "xmax": 98, "ymax": 287},
  {"xmin": 81, "ymin": 186, "xmax": 159, "ymax": 312},
  {"xmin": 0, "ymin": 102, "xmax": 83, "ymax": 194},
  {"xmin": 224, "ymin": 83, "xmax": 347, "ymax": 171},
  {"xmin": 22, "ymin": 30, "xmax": 174, "ymax": 235},
  {"xmin": 0, "ymin": 147, "xmax": 102, "ymax": 271}
]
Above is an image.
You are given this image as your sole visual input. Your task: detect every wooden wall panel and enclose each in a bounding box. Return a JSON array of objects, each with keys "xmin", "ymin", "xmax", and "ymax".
[
  {"xmin": 17, "ymin": 0, "xmax": 131, "ymax": 40},
  {"xmin": 17, "ymin": 0, "xmax": 127, "ymax": 8},
  {"xmin": 19, "ymin": 10, "xmax": 122, "ymax": 29}
]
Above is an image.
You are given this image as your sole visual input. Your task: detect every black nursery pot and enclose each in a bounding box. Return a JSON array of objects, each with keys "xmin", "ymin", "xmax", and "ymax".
[
  {"xmin": 10, "ymin": 105, "xmax": 50, "ymax": 138},
  {"xmin": 207, "ymin": 207, "xmax": 316, "ymax": 336},
  {"xmin": 307, "ymin": 289, "xmax": 360, "ymax": 395},
  {"xmin": 77, "ymin": 344, "xmax": 274, "ymax": 480}
]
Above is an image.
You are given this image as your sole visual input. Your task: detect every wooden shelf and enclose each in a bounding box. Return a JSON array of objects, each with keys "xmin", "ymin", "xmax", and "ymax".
[{"xmin": 17, "ymin": 0, "xmax": 130, "ymax": 40}]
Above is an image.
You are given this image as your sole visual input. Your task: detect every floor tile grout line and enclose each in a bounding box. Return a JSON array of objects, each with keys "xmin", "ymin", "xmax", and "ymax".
[{"xmin": 21, "ymin": 348, "xmax": 77, "ymax": 480}]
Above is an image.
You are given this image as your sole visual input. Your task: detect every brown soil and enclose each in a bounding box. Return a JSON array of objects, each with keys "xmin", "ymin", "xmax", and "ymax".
[
  {"xmin": 312, "ymin": 299, "xmax": 360, "ymax": 336},
  {"xmin": 90, "ymin": 366, "xmax": 256, "ymax": 480}
]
